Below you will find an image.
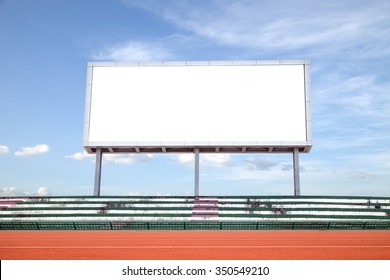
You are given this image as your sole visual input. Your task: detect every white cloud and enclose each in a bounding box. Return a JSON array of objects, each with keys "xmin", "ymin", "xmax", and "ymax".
[
  {"xmin": 244, "ymin": 158, "xmax": 279, "ymax": 171},
  {"xmin": 312, "ymin": 73, "xmax": 390, "ymax": 156},
  {"xmin": 202, "ymin": 154, "xmax": 232, "ymax": 167},
  {"xmin": 0, "ymin": 187, "xmax": 20, "ymax": 196},
  {"xmin": 0, "ymin": 145, "xmax": 9, "ymax": 154},
  {"xmin": 36, "ymin": 187, "xmax": 52, "ymax": 196},
  {"xmin": 219, "ymin": 164, "xmax": 292, "ymax": 183},
  {"xmin": 67, "ymin": 151, "xmax": 154, "ymax": 165},
  {"xmin": 345, "ymin": 171, "xmax": 377, "ymax": 180},
  {"xmin": 176, "ymin": 154, "xmax": 194, "ymax": 166},
  {"xmin": 175, "ymin": 153, "xmax": 232, "ymax": 167},
  {"xmin": 124, "ymin": 0, "xmax": 390, "ymax": 55},
  {"xmin": 103, "ymin": 154, "xmax": 138, "ymax": 164},
  {"xmin": 155, "ymin": 192, "xmax": 171, "ymax": 196},
  {"xmin": 339, "ymin": 151, "xmax": 390, "ymax": 171},
  {"xmin": 281, "ymin": 164, "xmax": 293, "ymax": 172},
  {"xmin": 316, "ymin": 75, "xmax": 390, "ymax": 118},
  {"xmin": 125, "ymin": 191, "xmax": 171, "ymax": 196},
  {"xmin": 104, "ymin": 154, "xmax": 154, "ymax": 165},
  {"xmin": 14, "ymin": 144, "xmax": 49, "ymax": 157},
  {"xmin": 0, "ymin": 186, "xmax": 52, "ymax": 196},
  {"xmin": 66, "ymin": 151, "xmax": 94, "ymax": 160},
  {"xmin": 126, "ymin": 191, "xmax": 143, "ymax": 196},
  {"xmin": 92, "ymin": 39, "xmax": 172, "ymax": 61}
]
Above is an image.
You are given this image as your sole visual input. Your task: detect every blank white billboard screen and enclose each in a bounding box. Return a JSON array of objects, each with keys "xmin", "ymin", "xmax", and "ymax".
[{"xmin": 85, "ymin": 62, "xmax": 310, "ymax": 150}]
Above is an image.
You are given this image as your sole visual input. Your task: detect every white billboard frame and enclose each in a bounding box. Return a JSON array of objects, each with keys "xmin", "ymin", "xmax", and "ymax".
[
  {"xmin": 83, "ymin": 60, "xmax": 311, "ymax": 196},
  {"xmin": 83, "ymin": 60, "xmax": 312, "ymax": 155}
]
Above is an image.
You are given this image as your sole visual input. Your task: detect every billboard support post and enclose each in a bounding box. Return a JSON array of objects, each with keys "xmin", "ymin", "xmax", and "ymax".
[
  {"xmin": 293, "ymin": 148, "xmax": 300, "ymax": 196},
  {"xmin": 94, "ymin": 148, "xmax": 103, "ymax": 196},
  {"xmin": 194, "ymin": 148, "xmax": 200, "ymax": 196}
]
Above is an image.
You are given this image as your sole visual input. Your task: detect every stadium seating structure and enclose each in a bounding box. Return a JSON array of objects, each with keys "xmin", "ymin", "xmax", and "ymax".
[{"xmin": 1, "ymin": 196, "xmax": 389, "ymax": 230}]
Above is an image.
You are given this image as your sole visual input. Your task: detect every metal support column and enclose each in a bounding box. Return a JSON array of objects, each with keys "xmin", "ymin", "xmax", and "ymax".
[
  {"xmin": 94, "ymin": 148, "xmax": 103, "ymax": 196},
  {"xmin": 293, "ymin": 148, "xmax": 300, "ymax": 196},
  {"xmin": 194, "ymin": 148, "xmax": 200, "ymax": 196}
]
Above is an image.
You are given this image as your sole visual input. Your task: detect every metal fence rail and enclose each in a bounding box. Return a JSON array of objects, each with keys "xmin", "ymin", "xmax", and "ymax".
[{"xmin": 1, "ymin": 221, "xmax": 390, "ymax": 230}]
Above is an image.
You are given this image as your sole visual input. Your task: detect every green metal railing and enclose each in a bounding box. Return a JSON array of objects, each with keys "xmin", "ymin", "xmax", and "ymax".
[{"xmin": 1, "ymin": 220, "xmax": 390, "ymax": 230}]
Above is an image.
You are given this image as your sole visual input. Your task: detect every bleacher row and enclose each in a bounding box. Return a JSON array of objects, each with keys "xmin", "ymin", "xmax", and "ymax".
[{"xmin": 1, "ymin": 195, "xmax": 390, "ymax": 230}]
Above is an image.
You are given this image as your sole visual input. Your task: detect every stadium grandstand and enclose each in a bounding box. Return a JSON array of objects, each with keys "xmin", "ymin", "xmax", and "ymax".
[{"xmin": 1, "ymin": 195, "xmax": 389, "ymax": 230}]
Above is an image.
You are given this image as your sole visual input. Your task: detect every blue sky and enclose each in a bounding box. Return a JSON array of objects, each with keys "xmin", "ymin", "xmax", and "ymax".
[{"xmin": 0, "ymin": 0, "xmax": 389, "ymax": 197}]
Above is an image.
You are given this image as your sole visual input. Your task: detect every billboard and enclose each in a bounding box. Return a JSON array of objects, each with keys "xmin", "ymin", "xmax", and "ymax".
[{"xmin": 84, "ymin": 61, "xmax": 311, "ymax": 153}]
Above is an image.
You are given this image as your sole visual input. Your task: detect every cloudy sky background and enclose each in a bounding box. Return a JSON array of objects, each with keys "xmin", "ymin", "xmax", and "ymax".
[{"xmin": 1, "ymin": 0, "xmax": 389, "ymax": 197}]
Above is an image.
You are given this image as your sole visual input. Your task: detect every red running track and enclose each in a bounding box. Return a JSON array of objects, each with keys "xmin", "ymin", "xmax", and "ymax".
[{"xmin": 1, "ymin": 230, "xmax": 389, "ymax": 260}]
